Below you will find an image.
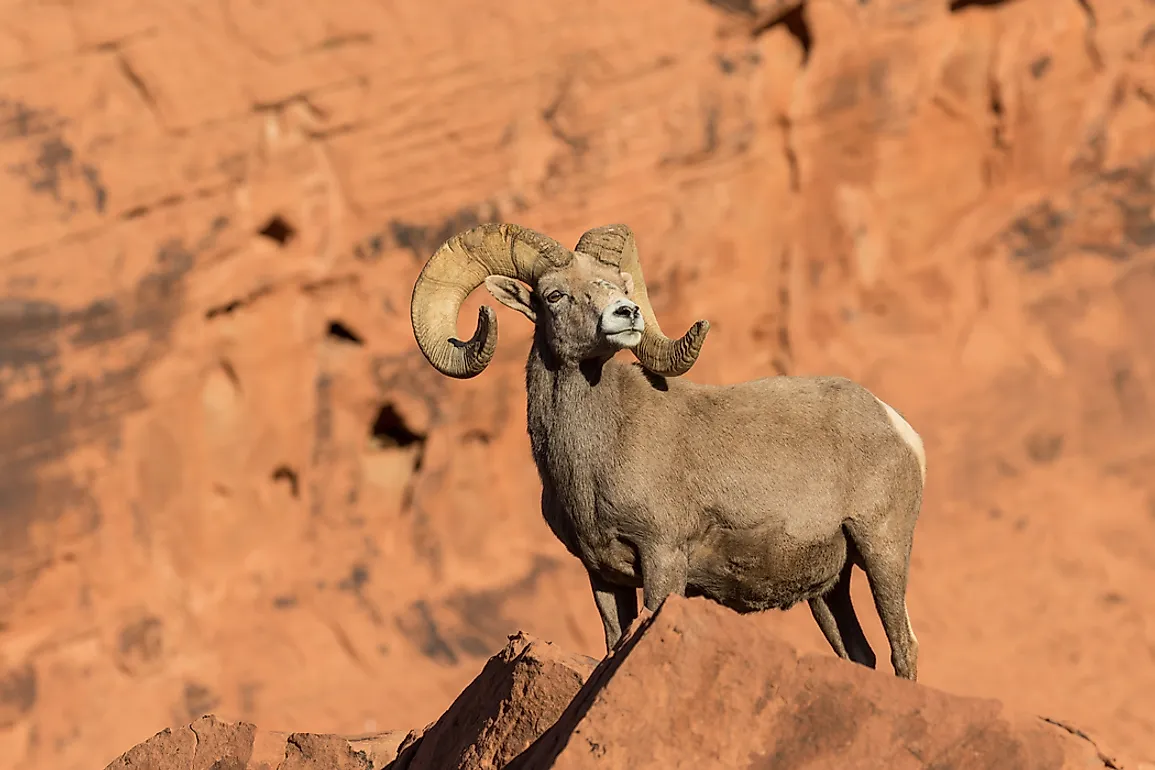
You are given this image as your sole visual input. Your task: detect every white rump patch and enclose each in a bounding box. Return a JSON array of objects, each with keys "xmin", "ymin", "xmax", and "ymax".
[{"xmin": 875, "ymin": 397, "xmax": 926, "ymax": 484}]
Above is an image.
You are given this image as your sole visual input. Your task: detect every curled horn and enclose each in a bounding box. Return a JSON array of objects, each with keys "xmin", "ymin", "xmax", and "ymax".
[
  {"xmin": 575, "ymin": 224, "xmax": 709, "ymax": 377},
  {"xmin": 411, "ymin": 223, "xmax": 571, "ymax": 378}
]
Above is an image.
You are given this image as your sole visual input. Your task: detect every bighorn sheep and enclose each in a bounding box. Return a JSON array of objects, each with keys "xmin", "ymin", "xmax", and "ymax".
[{"xmin": 410, "ymin": 223, "xmax": 926, "ymax": 680}]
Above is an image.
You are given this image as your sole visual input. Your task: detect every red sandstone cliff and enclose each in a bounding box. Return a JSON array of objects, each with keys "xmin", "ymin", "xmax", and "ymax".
[{"xmin": 1, "ymin": 0, "xmax": 1154, "ymax": 768}]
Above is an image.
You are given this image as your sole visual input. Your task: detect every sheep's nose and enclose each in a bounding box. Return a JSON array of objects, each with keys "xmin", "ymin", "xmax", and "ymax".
[{"xmin": 613, "ymin": 302, "xmax": 639, "ymax": 320}]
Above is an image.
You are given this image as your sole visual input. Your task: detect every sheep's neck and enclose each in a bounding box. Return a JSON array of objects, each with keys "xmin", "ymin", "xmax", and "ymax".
[{"xmin": 525, "ymin": 340, "xmax": 625, "ymax": 548}]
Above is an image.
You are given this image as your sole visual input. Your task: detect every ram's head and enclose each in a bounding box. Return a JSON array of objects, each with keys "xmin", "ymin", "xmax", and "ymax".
[{"xmin": 410, "ymin": 223, "xmax": 710, "ymax": 378}]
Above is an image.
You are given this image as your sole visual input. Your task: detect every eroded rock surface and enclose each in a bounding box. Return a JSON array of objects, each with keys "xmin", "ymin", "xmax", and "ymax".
[{"xmin": 105, "ymin": 599, "xmax": 1136, "ymax": 770}]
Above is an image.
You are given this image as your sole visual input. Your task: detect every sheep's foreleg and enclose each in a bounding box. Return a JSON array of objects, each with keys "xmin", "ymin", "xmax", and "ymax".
[
  {"xmin": 639, "ymin": 547, "xmax": 689, "ymax": 612},
  {"xmin": 589, "ymin": 571, "xmax": 638, "ymax": 653}
]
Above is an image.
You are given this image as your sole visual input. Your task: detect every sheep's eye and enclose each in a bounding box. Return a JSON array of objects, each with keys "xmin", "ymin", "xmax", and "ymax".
[{"xmin": 546, "ymin": 290, "xmax": 566, "ymax": 303}]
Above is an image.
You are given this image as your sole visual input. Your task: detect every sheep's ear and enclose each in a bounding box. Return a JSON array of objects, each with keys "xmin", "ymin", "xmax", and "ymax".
[
  {"xmin": 619, "ymin": 271, "xmax": 635, "ymax": 296},
  {"xmin": 484, "ymin": 276, "xmax": 536, "ymax": 322}
]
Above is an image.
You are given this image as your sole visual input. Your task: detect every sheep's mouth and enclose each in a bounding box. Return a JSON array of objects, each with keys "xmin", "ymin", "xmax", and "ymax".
[{"xmin": 604, "ymin": 329, "xmax": 643, "ymax": 348}]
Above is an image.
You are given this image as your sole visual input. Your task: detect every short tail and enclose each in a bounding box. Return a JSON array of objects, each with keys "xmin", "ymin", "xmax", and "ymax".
[{"xmin": 876, "ymin": 398, "xmax": 926, "ymax": 485}]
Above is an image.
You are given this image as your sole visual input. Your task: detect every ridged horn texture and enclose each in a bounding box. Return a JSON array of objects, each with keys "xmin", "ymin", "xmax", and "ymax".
[
  {"xmin": 575, "ymin": 224, "xmax": 710, "ymax": 377},
  {"xmin": 411, "ymin": 223, "xmax": 571, "ymax": 378}
]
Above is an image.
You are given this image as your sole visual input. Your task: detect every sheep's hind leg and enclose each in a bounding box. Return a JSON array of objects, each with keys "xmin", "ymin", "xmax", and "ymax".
[
  {"xmin": 813, "ymin": 561, "xmax": 877, "ymax": 669},
  {"xmin": 808, "ymin": 596, "xmax": 848, "ymax": 658},
  {"xmin": 589, "ymin": 571, "xmax": 638, "ymax": 653},
  {"xmin": 845, "ymin": 522, "xmax": 918, "ymax": 680}
]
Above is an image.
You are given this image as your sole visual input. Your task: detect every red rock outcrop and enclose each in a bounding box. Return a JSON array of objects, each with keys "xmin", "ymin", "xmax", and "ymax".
[
  {"xmin": 102, "ymin": 714, "xmax": 408, "ymax": 770},
  {"xmin": 388, "ymin": 633, "xmax": 597, "ymax": 770},
  {"xmin": 2, "ymin": 0, "xmax": 1154, "ymax": 768},
  {"xmin": 103, "ymin": 597, "xmax": 1137, "ymax": 770},
  {"xmin": 512, "ymin": 597, "xmax": 1133, "ymax": 770}
]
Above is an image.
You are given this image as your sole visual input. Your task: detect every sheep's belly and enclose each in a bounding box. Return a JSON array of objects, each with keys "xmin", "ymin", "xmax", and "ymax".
[{"xmin": 689, "ymin": 534, "xmax": 848, "ymax": 613}]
